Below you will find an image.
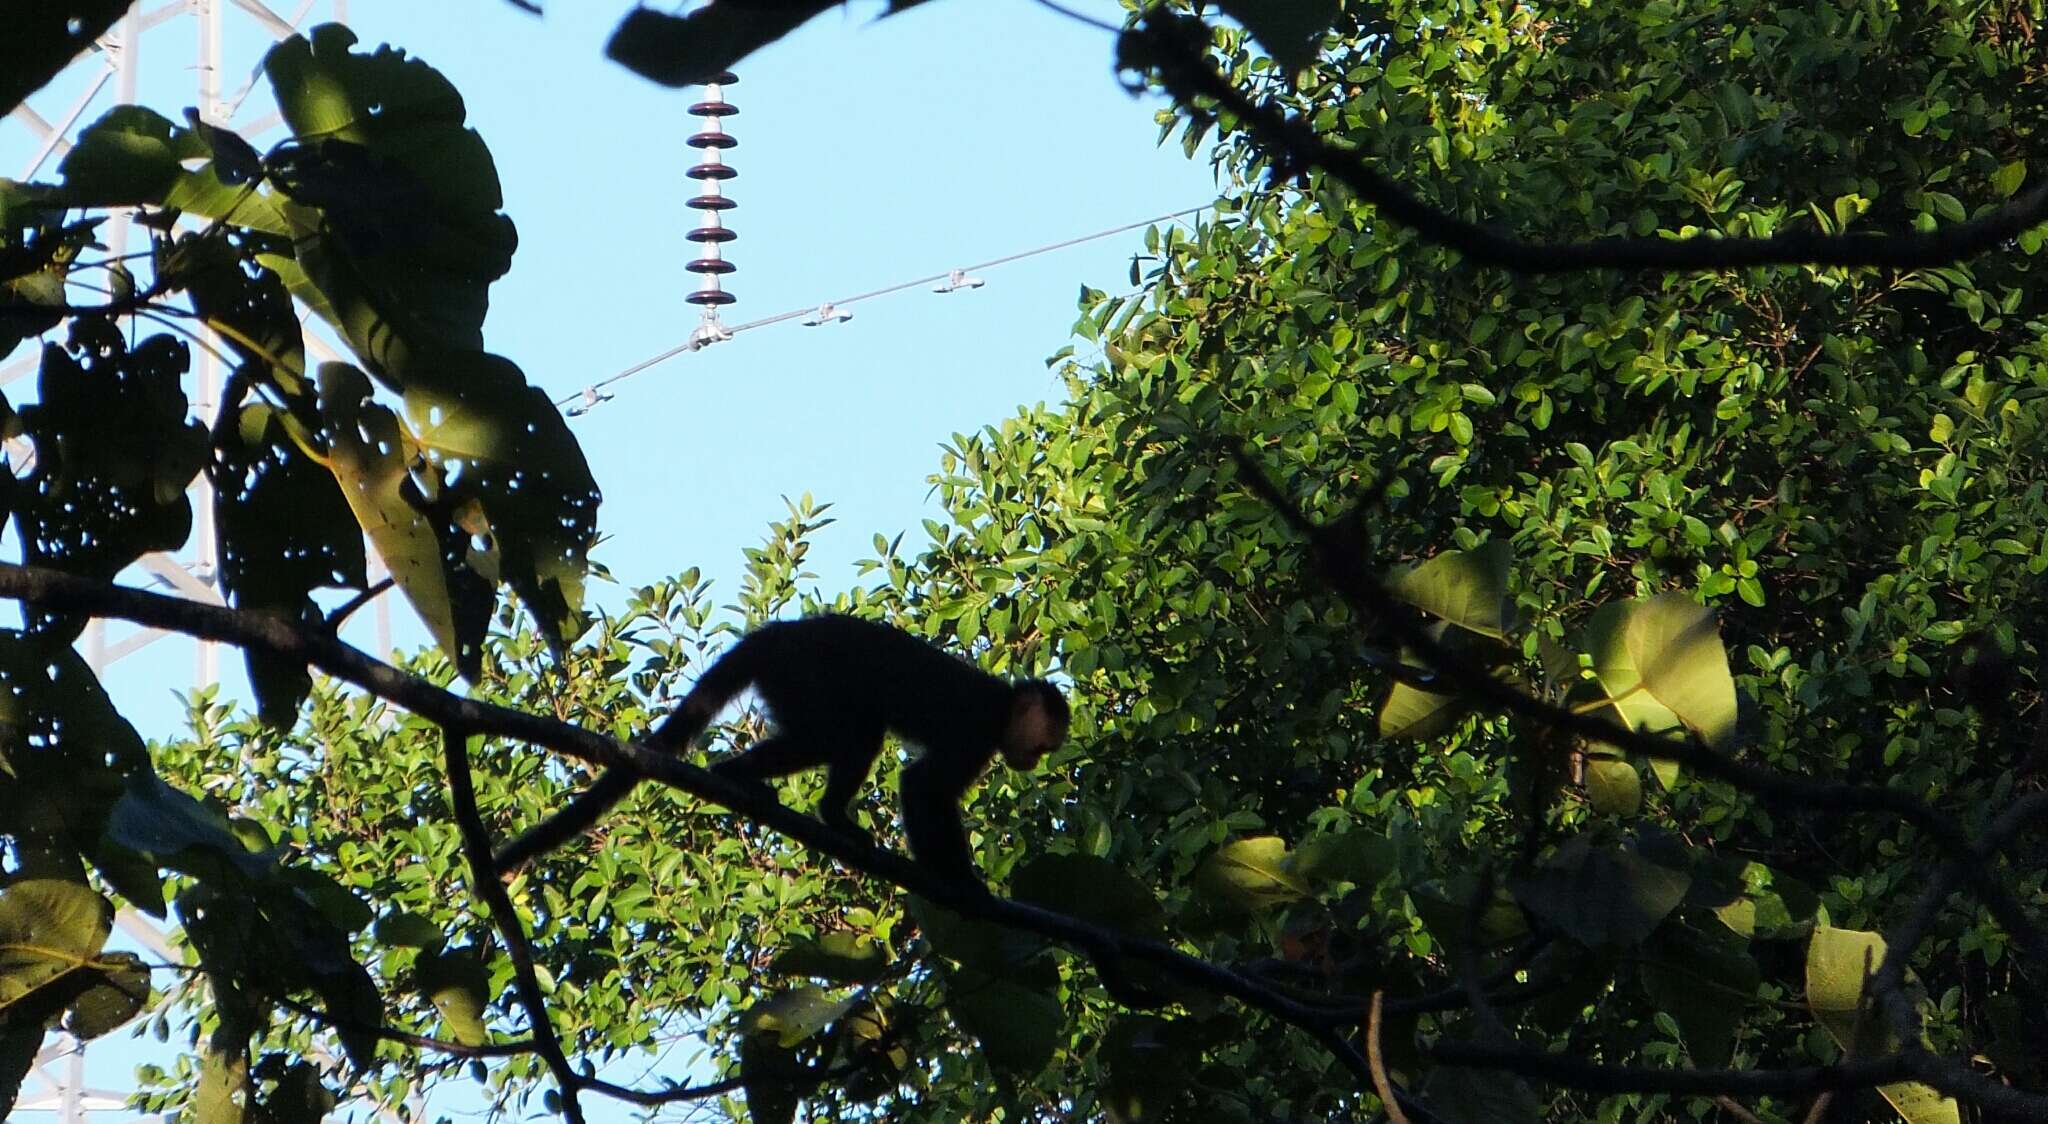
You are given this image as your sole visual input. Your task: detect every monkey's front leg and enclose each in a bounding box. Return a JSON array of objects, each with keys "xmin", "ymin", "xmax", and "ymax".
[{"xmin": 899, "ymin": 756, "xmax": 989, "ymax": 892}]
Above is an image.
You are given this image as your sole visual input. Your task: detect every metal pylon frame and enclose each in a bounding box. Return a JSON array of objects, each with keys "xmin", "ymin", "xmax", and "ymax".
[
  {"xmin": 4, "ymin": 4, "xmax": 415, "ymax": 1121},
  {"xmin": 3, "ymin": 0, "xmax": 392, "ymax": 696}
]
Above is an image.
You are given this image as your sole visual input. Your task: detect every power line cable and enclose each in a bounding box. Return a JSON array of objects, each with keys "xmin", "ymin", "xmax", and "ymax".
[{"xmin": 555, "ymin": 202, "xmax": 1214, "ymax": 412}]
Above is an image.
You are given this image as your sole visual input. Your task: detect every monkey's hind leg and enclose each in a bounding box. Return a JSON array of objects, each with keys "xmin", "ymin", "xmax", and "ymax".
[{"xmin": 709, "ymin": 734, "xmax": 825, "ymax": 809}]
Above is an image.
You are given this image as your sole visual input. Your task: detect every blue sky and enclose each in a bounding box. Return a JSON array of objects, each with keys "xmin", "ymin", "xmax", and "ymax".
[{"xmin": 5, "ymin": 0, "xmax": 1217, "ymax": 1114}]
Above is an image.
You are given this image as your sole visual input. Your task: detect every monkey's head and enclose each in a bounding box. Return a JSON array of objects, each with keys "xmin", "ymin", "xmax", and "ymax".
[{"xmin": 1001, "ymin": 680, "xmax": 1070, "ymax": 769}]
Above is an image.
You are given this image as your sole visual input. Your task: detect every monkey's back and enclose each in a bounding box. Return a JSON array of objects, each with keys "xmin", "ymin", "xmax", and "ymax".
[{"xmin": 737, "ymin": 616, "xmax": 1011, "ymax": 749}]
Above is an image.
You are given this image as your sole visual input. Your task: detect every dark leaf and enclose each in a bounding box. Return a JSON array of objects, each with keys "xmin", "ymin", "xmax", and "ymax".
[{"xmin": 604, "ymin": 4, "xmax": 833, "ymax": 88}]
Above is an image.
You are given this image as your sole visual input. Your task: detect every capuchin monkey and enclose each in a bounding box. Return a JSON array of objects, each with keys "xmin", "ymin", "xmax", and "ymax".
[{"xmin": 493, "ymin": 616, "xmax": 1070, "ymax": 889}]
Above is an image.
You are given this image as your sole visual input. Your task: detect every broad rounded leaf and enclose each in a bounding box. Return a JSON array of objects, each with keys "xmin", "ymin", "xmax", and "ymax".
[
  {"xmin": 768, "ymin": 932, "xmax": 890, "ymax": 984},
  {"xmin": 1192, "ymin": 837, "xmax": 1307, "ymax": 913},
  {"xmin": 0, "ymin": 880, "xmax": 114, "ymax": 996},
  {"xmin": 1388, "ymin": 540, "xmax": 1512, "ymax": 639},
  {"xmin": 1287, "ymin": 830, "xmax": 1398, "ymax": 889},
  {"xmin": 1012, "ymin": 853, "xmax": 1168, "ymax": 938},
  {"xmin": 1626, "ymin": 593, "xmax": 1738, "ymax": 747},
  {"xmin": 1377, "ymin": 680, "xmax": 1470, "ymax": 741},
  {"xmin": 739, "ymin": 986, "xmax": 855, "ymax": 1049},
  {"xmin": 1584, "ymin": 758, "xmax": 1642, "ymax": 817},
  {"xmin": 1806, "ymin": 925, "xmax": 1960, "ymax": 1124},
  {"xmin": 1511, "ymin": 836, "xmax": 1690, "ymax": 948},
  {"xmin": 63, "ymin": 952, "xmax": 151, "ymax": 1039},
  {"xmin": 944, "ymin": 966, "xmax": 1063, "ymax": 1074},
  {"xmin": 373, "ymin": 912, "xmax": 447, "ymax": 949},
  {"xmin": 415, "ymin": 947, "xmax": 492, "ymax": 1047}
]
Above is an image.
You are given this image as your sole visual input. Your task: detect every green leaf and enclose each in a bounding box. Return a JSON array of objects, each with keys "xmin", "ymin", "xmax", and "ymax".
[
  {"xmin": 1287, "ymin": 830, "xmax": 1398, "ymax": 889},
  {"xmin": 0, "ymin": 880, "xmax": 114, "ymax": 997},
  {"xmin": 415, "ymin": 947, "xmax": 491, "ymax": 1046},
  {"xmin": 62, "ymin": 952, "xmax": 151, "ymax": 1039},
  {"xmin": 740, "ymin": 986, "xmax": 854, "ymax": 1049},
  {"xmin": 16, "ymin": 319, "xmax": 207, "ymax": 640},
  {"xmin": 1192, "ymin": 837, "xmax": 1307, "ymax": 913},
  {"xmin": 605, "ymin": 3, "xmax": 835, "ymax": 87},
  {"xmin": 1389, "ymin": 540, "xmax": 1512, "ymax": 638},
  {"xmin": 56, "ymin": 106, "xmax": 208, "ymax": 206},
  {"xmin": 1639, "ymin": 923, "xmax": 1757, "ymax": 1067},
  {"xmin": 944, "ymin": 966, "xmax": 1063, "ymax": 1074},
  {"xmin": 1991, "ymin": 162, "xmax": 2027, "ymax": 198},
  {"xmin": 1584, "ymin": 757, "xmax": 1642, "ymax": 816},
  {"xmin": 195, "ymin": 1043, "xmax": 252, "ymax": 1124},
  {"xmin": 1378, "ymin": 679, "xmax": 1470, "ymax": 740},
  {"xmin": 768, "ymin": 932, "xmax": 890, "ymax": 984},
  {"xmin": 1626, "ymin": 593, "xmax": 1738, "ymax": 745},
  {"xmin": 1806, "ymin": 926, "xmax": 1960, "ymax": 1124},
  {"xmin": 372, "ymin": 913, "xmax": 445, "ymax": 949},
  {"xmin": 908, "ymin": 895, "xmax": 1045, "ymax": 973},
  {"xmin": 1510, "ymin": 836, "xmax": 1690, "ymax": 948},
  {"xmin": 315, "ymin": 361, "xmax": 487, "ymax": 678},
  {"xmin": 1012, "ymin": 853, "xmax": 1168, "ymax": 938}
]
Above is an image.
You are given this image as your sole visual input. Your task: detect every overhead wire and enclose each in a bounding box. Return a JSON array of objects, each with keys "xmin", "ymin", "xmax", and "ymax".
[{"xmin": 553, "ymin": 202, "xmax": 1215, "ymax": 411}]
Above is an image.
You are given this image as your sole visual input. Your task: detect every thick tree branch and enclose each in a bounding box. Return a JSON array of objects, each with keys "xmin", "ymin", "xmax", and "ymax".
[
  {"xmin": 442, "ymin": 725, "xmax": 585, "ymax": 1124},
  {"xmin": 1127, "ymin": 14, "xmax": 2048, "ymax": 275},
  {"xmin": 7, "ymin": 562, "xmax": 2041, "ymax": 1113}
]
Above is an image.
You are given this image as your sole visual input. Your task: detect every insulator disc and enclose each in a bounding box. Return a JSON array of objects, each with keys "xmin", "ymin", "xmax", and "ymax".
[
  {"xmin": 686, "ymin": 258, "xmax": 737, "ymax": 274},
  {"xmin": 687, "ymin": 162, "xmax": 737, "ymax": 180},
  {"xmin": 686, "ymin": 227, "xmax": 737, "ymax": 243},
  {"xmin": 705, "ymin": 71, "xmax": 738, "ymax": 85},
  {"xmin": 689, "ymin": 101, "xmax": 737, "ymax": 117},
  {"xmin": 687, "ymin": 132, "xmax": 736, "ymax": 149},
  {"xmin": 687, "ymin": 290, "xmax": 737, "ymax": 306},
  {"xmin": 686, "ymin": 194, "xmax": 736, "ymax": 211}
]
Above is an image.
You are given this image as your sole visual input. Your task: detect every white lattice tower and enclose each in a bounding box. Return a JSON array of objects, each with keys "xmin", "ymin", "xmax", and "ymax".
[
  {"xmin": 4, "ymin": 8, "xmax": 417, "ymax": 1121},
  {"xmin": 3, "ymin": 0, "xmax": 392, "ymax": 693}
]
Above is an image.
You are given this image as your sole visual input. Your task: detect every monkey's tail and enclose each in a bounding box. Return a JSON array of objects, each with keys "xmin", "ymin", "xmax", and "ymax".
[{"xmin": 490, "ymin": 642, "xmax": 759, "ymax": 877}]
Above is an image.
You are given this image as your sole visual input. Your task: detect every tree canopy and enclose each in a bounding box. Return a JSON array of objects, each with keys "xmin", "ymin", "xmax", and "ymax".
[{"xmin": 3, "ymin": 2, "xmax": 2047, "ymax": 1123}]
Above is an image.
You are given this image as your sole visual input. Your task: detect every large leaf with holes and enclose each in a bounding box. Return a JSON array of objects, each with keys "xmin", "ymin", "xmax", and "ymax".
[
  {"xmin": 315, "ymin": 361, "xmax": 488, "ymax": 678},
  {"xmin": 212, "ymin": 403, "xmax": 367, "ymax": 720},
  {"xmin": 0, "ymin": 631, "xmax": 154, "ymax": 906},
  {"xmin": 0, "ymin": 2, "xmax": 131, "ymax": 119},
  {"xmin": 14, "ymin": 318, "xmax": 207, "ymax": 640},
  {"xmin": 264, "ymin": 24, "xmax": 514, "ymax": 354},
  {"xmin": 57, "ymin": 107, "xmax": 288, "ymax": 234}
]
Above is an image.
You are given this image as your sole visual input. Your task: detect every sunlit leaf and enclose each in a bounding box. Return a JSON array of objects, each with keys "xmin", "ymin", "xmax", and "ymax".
[{"xmin": 1192, "ymin": 837, "xmax": 1307, "ymax": 913}]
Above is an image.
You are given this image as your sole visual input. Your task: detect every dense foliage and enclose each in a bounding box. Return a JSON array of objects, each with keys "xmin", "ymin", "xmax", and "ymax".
[{"xmin": 5, "ymin": 2, "xmax": 2048, "ymax": 1123}]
